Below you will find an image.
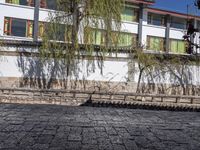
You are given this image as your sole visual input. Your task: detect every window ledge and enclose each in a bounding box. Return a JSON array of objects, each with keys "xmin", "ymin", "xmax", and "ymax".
[
  {"xmin": 0, "ymin": 2, "xmax": 34, "ymax": 10},
  {"xmin": 121, "ymin": 21, "xmax": 139, "ymax": 25},
  {"xmin": 145, "ymin": 49, "xmax": 190, "ymax": 56},
  {"xmin": 144, "ymin": 24, "xmax": 166, "ymax": 29},
  {"xmin": 1, "ymin": 35, "xmax": 33, "ymax": 42},
  {"xmin": 168, "ymin": 52, "xmax": 187, "ymax": 55},
  {"xmin": 170, "ymin": 27, "xmax": 187, "ymax": 32}
]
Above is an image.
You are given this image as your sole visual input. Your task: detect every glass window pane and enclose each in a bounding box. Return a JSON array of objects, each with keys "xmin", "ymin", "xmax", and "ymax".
[
  {"xmin": 148, "ymin": 13, "xmax": 166, "ymax": 26},
  {"xmin": 149, "ymin": 37, "xmax": 154, "ymax": 49},
  {"xmin": 171, "ymin": 17, "xmax": 186, "ymax": 29},
  {"xmin": 11, "ymin": 18, "xmax": 26, "ymax": 37},
  {"xmin": 118, "ymin": 33, "xmax": 133, "ymax": 47},
  {"xmin": 6, "ymin": 0, "xmax": 29, "ymax": 5},
  {"xmin": 95, "ymin": 31, "xmax": 101, "ymax": 45},
  {"xmin": 170, "ymin": 40, "xmax": 178, "ymax": 53},
  {"xmin": 154, "ymin": 38, "xmax": 160, "ymax": 50},
  {"xmin": 177, "ymin": 41, "xmax": 185, "ymax": 53},
  {"xmin": 46, "ymin": 0, "xmax": 57, "ymax": 10},
  {"xmin": 170, "ymin": 40, "xmax": 186, "ymax": 53},
  {"xmin": 12, "ymin": 0, "xmax": 19, "ymax": 4},
  {"xmin": 122, "ymin": 7, "xmax": 132, "ymax": 21},
  {"xmin": 118, "ymin": 33, "xmax": 124, "ymax": 46},
  {"xmin": 127, "ymin": 34, "xmax": 132, "ymax": 46},
  {"xmin": 121, "ymin": 7, "xmax": 138, "ymax": 22},
  {"xmin": 148, "ymin": 36, "xmax": 164, "ymax": 51},
  {"xmin": 20, "ymin": 0, "xmax": 28, "ymax": 5},
  {"xmin": 133, "ymin": 10, "xmax": 139, "ymax": 22},
  {"xmin": 84, "ymin": 28, "xmax": 91, "ymax": 44}
]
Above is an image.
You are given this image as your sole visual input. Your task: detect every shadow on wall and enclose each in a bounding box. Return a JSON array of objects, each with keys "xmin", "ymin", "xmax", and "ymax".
[
  {"xmin": 17, "ymin": 50, "xmax": 200, "ymax": 96},
  {"xmin": 17, "ymin": 53, "xmax": 129, "ymax": 91},
  {"xmin": 17, "ymin": 53, "xmax": 74, "ymax": 89},
  {"xmin": 133, "ymin": 58, "xmax": 200, "ymax": 96}
]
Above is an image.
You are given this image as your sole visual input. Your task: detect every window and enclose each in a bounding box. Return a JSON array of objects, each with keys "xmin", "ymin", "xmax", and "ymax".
[
  {"xmin": 148, "ymin": 12, "xmax": 166, "ymax": 26},
  {"xmin": 45, "ymin": 23, "xmax": 72, "ymax": 42},
  {"xmin": 46, "ymin": 0, "xmax": 57, "ymax": 10},
  {"xmin": 112, "ymin": 32, "xmax": 137, "ymax": 47},
  {"xmin": 84, "ymin": 28, "xmax": 137, "ymax": 47},
  {"xmin": 11, "ymin": 18, "xmax": 27, "ymax": 37},
  {"xmin": 84, "ymin": 28, "xmax": 105, "ymax": 45},
  {"xmin": 4, "ymin": 17, "xmax": 28, "ymax": 37},
  {"xmin": 6, "ymin": 0, "xmax": 56, "ymax": 9},
  {"xmin": 6, "ymin": 0, "xmax": 31, "ymax": 6},
  {"xmin": 147, "ymin": 36, "xmax": 165, "ymax": 51},
  {"xmin": 171, "ymin": 17, "xmax": 187, "ymax": 29},
  {"xmin": 121, "ymin": 6, "xmax": 139, "ymax": 22},
  {"xmin": 4, "ymin": 17, "xmax": 46, "ymax": 38},
  {"xmin": 170, "ymin": 39, "xmax": 186, "ymax": 53},
  {"xmin": 6, "ymin": 0, "xmax": 19, "ymax": 4}
]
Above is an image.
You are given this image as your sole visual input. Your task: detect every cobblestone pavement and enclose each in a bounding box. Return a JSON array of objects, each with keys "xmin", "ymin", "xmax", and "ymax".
[{"xmin": 0, "ymin": 104, "xmax": 200, "ymax": 150}]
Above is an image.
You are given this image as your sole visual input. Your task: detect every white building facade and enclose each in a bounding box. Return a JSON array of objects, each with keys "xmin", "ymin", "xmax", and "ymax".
[{"xmin": 0, "ymin": 0, "xmax": 200, "ymax": 93}]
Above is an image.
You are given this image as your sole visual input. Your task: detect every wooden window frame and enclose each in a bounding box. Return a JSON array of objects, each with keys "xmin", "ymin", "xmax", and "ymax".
[
  {"xmin": 4, "ymin": 17, "xmax": 12, "ymax": 35},
  {"xmin": 27, "ymin": 20, "xmax": 33, "ymax": 37}
]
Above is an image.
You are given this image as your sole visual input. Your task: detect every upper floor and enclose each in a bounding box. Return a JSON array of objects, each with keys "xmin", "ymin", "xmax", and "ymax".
[{"xmin": 0, "ymin": 0, "xmax": 200, "ymax": 55}]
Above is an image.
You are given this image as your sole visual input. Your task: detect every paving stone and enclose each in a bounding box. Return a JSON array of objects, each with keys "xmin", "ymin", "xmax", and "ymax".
[
  {"xmin": 124, "ymin": 140, "xmax": 138, "ymax": 150},
  {"xmin": 35, "ymin": 135, "xmax": 54, "ymax": 144},
  {"xmin": 81, "ymin": 144, "xmax": 98, "ymax": 150},
  {"xmin": 113, "ymin": 144, "xmax": 126, "ymax": 150},
  {"xmin": 109, "ymin": 135, "xmax": 123, "ymax": 144},
  {"xmin": 0, "ymin": 103, "xmax": 199, "ymax": 150},
  {"xmin": 65, "ymin": 141, "xmax": 82, "ymax": 150},
  {"xmin": 68, "ymin": 134, "xmax": 82, "ymax": 141}
]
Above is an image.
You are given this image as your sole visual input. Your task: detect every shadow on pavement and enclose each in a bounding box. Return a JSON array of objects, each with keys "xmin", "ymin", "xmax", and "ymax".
[{"xmin": 80, "ymin": 99, "xmax": 200, "ymax": 112}]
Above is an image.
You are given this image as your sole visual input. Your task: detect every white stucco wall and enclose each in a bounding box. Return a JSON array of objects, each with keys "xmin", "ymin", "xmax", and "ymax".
[
  {"xmin": 0, "ymin": 55, "xmax": 129, "ymax": 82},
  {"xmin": 169, "ymin": 28, "xmax": 186, "ymax": 40}
]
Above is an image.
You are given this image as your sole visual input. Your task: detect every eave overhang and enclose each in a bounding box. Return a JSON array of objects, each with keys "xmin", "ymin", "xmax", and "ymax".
[{"xmin": 126, "ymin": 0, "xmax": 155, "ymax": 5}]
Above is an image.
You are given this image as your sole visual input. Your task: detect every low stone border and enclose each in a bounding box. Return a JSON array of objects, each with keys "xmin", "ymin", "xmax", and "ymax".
[{"xmin": 0, "ymin": 88, "xmax": 200, "ymax": 109}]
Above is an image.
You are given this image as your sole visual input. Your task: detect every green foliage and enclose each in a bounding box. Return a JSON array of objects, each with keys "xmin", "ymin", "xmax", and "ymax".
[{"xmin": 40, "ymin": 0, "xmax": 125, "ymax": 80}]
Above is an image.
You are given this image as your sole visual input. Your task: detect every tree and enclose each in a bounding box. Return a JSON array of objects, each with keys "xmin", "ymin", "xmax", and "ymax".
[
  {"xmin": 38, "ymin": 0, "xmax": 125, "ymax": 89},
  {"xmin": 132, "ymin": 48, "xmax": 158, "ymax": 93}
]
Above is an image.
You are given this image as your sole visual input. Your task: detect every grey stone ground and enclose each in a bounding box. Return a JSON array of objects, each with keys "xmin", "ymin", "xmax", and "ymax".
[{"xmin": 0, "ymin": 103, "xmax": 200, "ymax": 150}]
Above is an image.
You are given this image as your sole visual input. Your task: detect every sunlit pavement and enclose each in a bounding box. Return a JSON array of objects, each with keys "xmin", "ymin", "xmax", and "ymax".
[{"xmin": 0, "ymin": 103, "xmax": 200, "ymax": 150}]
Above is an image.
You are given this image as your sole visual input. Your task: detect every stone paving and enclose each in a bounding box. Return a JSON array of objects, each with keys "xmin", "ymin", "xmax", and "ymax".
[{"xmin": 0, "ymin": 103, "xmax": 200, "ymax": 150}]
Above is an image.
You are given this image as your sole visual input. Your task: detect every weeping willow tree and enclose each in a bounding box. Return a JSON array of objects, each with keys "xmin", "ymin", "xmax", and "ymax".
[{"xmin": 39, "ymin": 0, "xmax": 125, "ymax": 89}]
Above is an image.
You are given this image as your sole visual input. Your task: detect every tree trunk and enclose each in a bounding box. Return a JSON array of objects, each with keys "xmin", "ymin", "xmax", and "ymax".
[
  {"xmin": 136, "ymin": 67, "xmax": 145, "ymax": 93},
  {"xmin": 71, "ymin": 1, "xmax": 80, "ymax": 49}
]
